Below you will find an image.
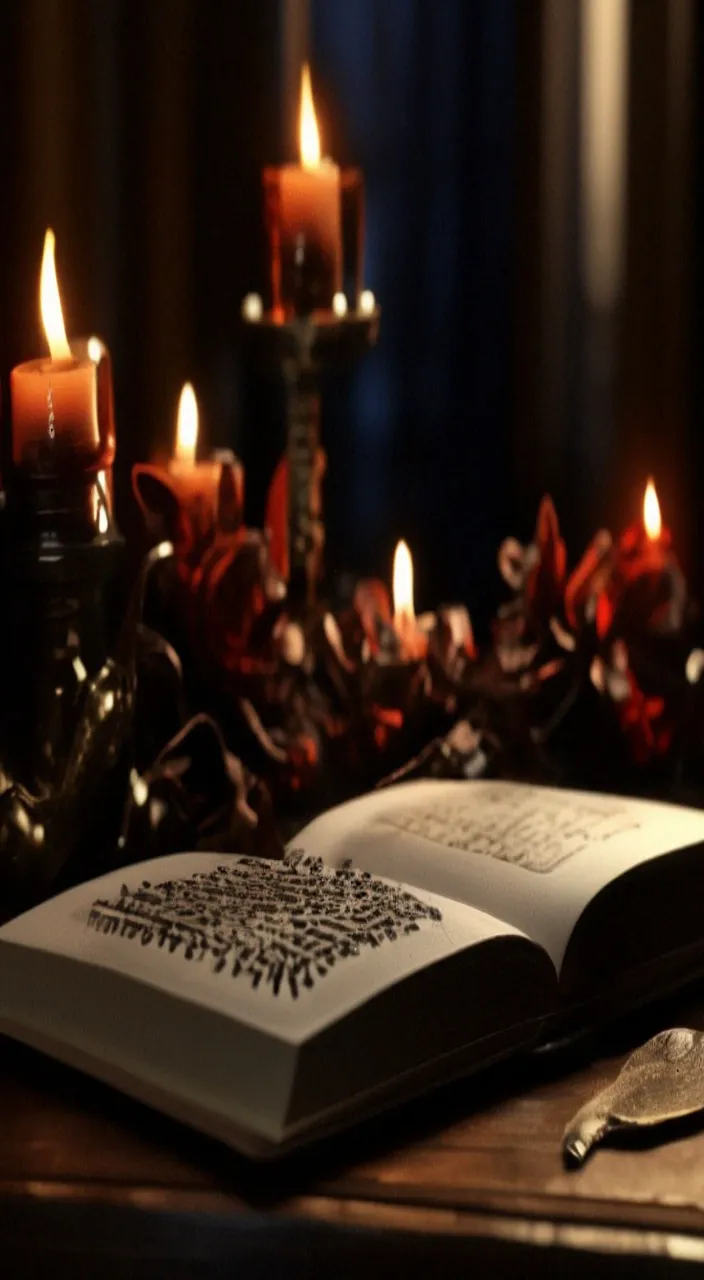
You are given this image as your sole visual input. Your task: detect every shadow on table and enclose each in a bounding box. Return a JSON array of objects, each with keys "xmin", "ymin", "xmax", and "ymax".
[{"xmin": 4, "ymin": 978, "xmax": 704, "ymax": 1207}]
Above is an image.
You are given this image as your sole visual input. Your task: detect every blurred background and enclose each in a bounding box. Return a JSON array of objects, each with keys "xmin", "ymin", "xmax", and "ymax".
[{"xmin": 0, "ymin": 0, "xmax": 699, "ymax": 627}]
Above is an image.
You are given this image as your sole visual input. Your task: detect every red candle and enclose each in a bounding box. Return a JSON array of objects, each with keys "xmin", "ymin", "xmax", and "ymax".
[
  {"xmin": 618, "ymin": 477, "xmax": 671, "ymax": 573},
  {"xmin": 635, "ymin": 478, "xmax": 685, "ymax": 622},
  {"xmin": 264, "ymin": 64, "xmax": 342, "ymax": 317},
  {"xmin": 133, "ymin": 382, "xmax": 237, "ymax": 553},
  {"xmin": 392, "ymin": 540, "xmax": 429, "ymax": 661},
  {"xmin": 167, "ymin": 382, "xmax": 221, "ymax": 519},
  {"xmin": 10, "ymin": 231, "xmax": 114, "ymax": 477},
  {"xmin": 597, "ymin": 477, "xmax": 686, "ymax": 641}
]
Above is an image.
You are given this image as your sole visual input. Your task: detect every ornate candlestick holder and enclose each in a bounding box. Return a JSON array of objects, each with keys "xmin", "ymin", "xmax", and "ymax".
[
  {"xmin": 1, "ymin": 312, "xmax": 125, "ymax": 798},
  {"xmin": 243, "ymin": 296, "xmax": 380, "ymax": 612},
  {"xmin": 0, "ymin": 430, "xmax": 132, "ymax": 915},
  {"xmin": 252, "ymin": 68, "xmax": 378, "ymax": 605}
]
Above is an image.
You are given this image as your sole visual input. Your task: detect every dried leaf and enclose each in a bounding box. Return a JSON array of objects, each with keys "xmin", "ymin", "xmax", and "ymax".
[
  {"xmin": 563, "ymin": 1028, "xmax": 704, "ymax": 1166},
  {"xmin": 564, "ymin": 529, "xmax": 613, "ymax": 629},
  {"xmin": 525, "ymin": 495, "xmax": 567, "ymax": 618},
  {"xmin": 498, "ymin": 536, "xmax": 529, "ymax": 592}
]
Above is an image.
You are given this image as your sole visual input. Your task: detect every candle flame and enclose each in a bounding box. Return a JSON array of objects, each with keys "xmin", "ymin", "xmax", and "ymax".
[
  {"xmin": 299, "ymin": 63, "xmax": 321, "ymax": 168},
  {"xmin": 393, "ymin": 539, "xmax": 415, "ymax": 626},
  {"xmin": 87, "ymin": 335, "xmax": 104, "ymax": 363},
  {"xmin": 175, "ymin": 382, "xmax": 198, "ymax": 464},
  {"xmin": 40, "ymin": 229, "xmax": 71, "ymax": 361},
  {"xmin": 643, "ymin": 478, "xmax": 661, "ymax": 541}
]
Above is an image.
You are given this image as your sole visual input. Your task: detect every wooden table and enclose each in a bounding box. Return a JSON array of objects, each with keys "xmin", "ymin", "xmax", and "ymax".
[{"xmin": 3, "ymin": 995, "xmax": 704, "ymax": 1278}]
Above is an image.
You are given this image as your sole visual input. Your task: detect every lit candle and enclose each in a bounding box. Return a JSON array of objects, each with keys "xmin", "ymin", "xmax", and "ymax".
[
  {"xmin": 264, "ymin": 64, "xmax": 342, "ymax": 316},
  {"xmin": 612, "ymin": 478, "xmax": 668, "ymax": 563},
  {"xmin": 620, "ymin": 477, "xmax": 671, "ymax": 569},
  {"xmin": 392, "ymin": 540, "xmax": 428, "ymax": 661},
  {"xmin": 133, "ymin": 384, "xmax": 244, "ymax": 551},
  {"xmin": 637, "ymin": 478, "xmax": 685, "ymax": 612},
  {"xmin": 167, "ymin": 383, "xmax": 222, "ymax": 518},
  {"xmin": 10, "ymin": 230, "xmax": 114, "ymax": 476},
  {"xmin": 604, "ymin": 477, "xmax": 686, "ymax": 638}
]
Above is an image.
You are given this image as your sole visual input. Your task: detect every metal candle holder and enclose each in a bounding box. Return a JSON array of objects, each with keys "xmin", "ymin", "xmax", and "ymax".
[
  {"xmin": 243, "ymin": 293, "xmax": 380, "ymax": 611},
  {"xmin": 0, "ymin": 464, "xmax": 132, "ymax": 915}
]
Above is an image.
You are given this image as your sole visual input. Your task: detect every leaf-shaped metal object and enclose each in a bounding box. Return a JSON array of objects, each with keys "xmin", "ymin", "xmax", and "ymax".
[{"xmin": 563, "ymin": 1028, "xmax": 704, "ymax": 1166}]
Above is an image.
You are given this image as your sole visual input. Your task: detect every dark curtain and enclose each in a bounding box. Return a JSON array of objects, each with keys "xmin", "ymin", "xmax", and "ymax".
[
  {"xmin": 312, "ymin": 0, "xmax": 516, "ymax": 616},
  {"xmin": 512, "ymin": 0, "xmax": 698, "ymax": 585}
]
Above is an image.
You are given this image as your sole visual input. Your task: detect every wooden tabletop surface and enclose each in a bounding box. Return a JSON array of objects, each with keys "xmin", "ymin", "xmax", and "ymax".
[{"xmin": 3, "ymin": 992, "xmax": 704, "ymax": 1277}]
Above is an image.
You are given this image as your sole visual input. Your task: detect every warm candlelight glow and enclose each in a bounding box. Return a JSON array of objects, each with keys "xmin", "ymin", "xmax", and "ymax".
[
  {"xmin": 644, "ymin": 478, "xmax": 662, "ymax": 542},
  {"xmin": 393, "ymin": 539, "xmax": 415, "ymax": 627},
  {"xmin": 40, "ymin": 229, "xmax": 71, "ymax": 361},
  {"xmin": 299, "ymin": 63, "xmax": 321, "ymax": 169},
  {"xmin": 175, "ymin": 382, "xmax": 198, "ymax": 465},
  {"xmin": 93, "ymin": 469, "xmax": 110, "ymax": 534},
  {"xmin": 359, "ymin": 289, "xmax": 376, "ymax": 316},
  {"xmin": 87, "ymin": 336, "xmax": 103, "ymax": 363}
]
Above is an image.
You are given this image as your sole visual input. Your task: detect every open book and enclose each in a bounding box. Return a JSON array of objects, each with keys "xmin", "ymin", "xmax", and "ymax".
[{"xmin": 1, "ymin": 779, "xmax": 704, "ymax": 1157}]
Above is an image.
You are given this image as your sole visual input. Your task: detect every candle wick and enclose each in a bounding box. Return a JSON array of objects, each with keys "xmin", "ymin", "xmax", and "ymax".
[{"xmin": 47, "ymin": 379, "xmax": 56, "ymax": 441}]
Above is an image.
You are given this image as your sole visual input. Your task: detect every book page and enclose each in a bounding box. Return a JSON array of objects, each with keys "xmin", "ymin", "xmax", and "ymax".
[
  {"xmin": 0, "ymin": 850, "xmax": 529, "ymax": 1046},
  {"xmin": 297, "ymin": 779, "xmax": 704, "ymax": 970}
]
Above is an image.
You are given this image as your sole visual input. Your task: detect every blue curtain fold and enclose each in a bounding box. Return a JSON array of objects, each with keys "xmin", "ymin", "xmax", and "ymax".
[{"xmin": 312, "ymin": 0, "xmax": 515, "ymax": 617}]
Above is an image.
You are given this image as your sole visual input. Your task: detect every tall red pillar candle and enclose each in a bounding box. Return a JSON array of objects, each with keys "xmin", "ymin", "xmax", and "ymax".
[
  {"xmin": 10, "ymin": 231, "xmax": 114, "ymax": 478},
  {"xmin": 264, "ymin": 64, "xmax": 342, "ymax": 317}
]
